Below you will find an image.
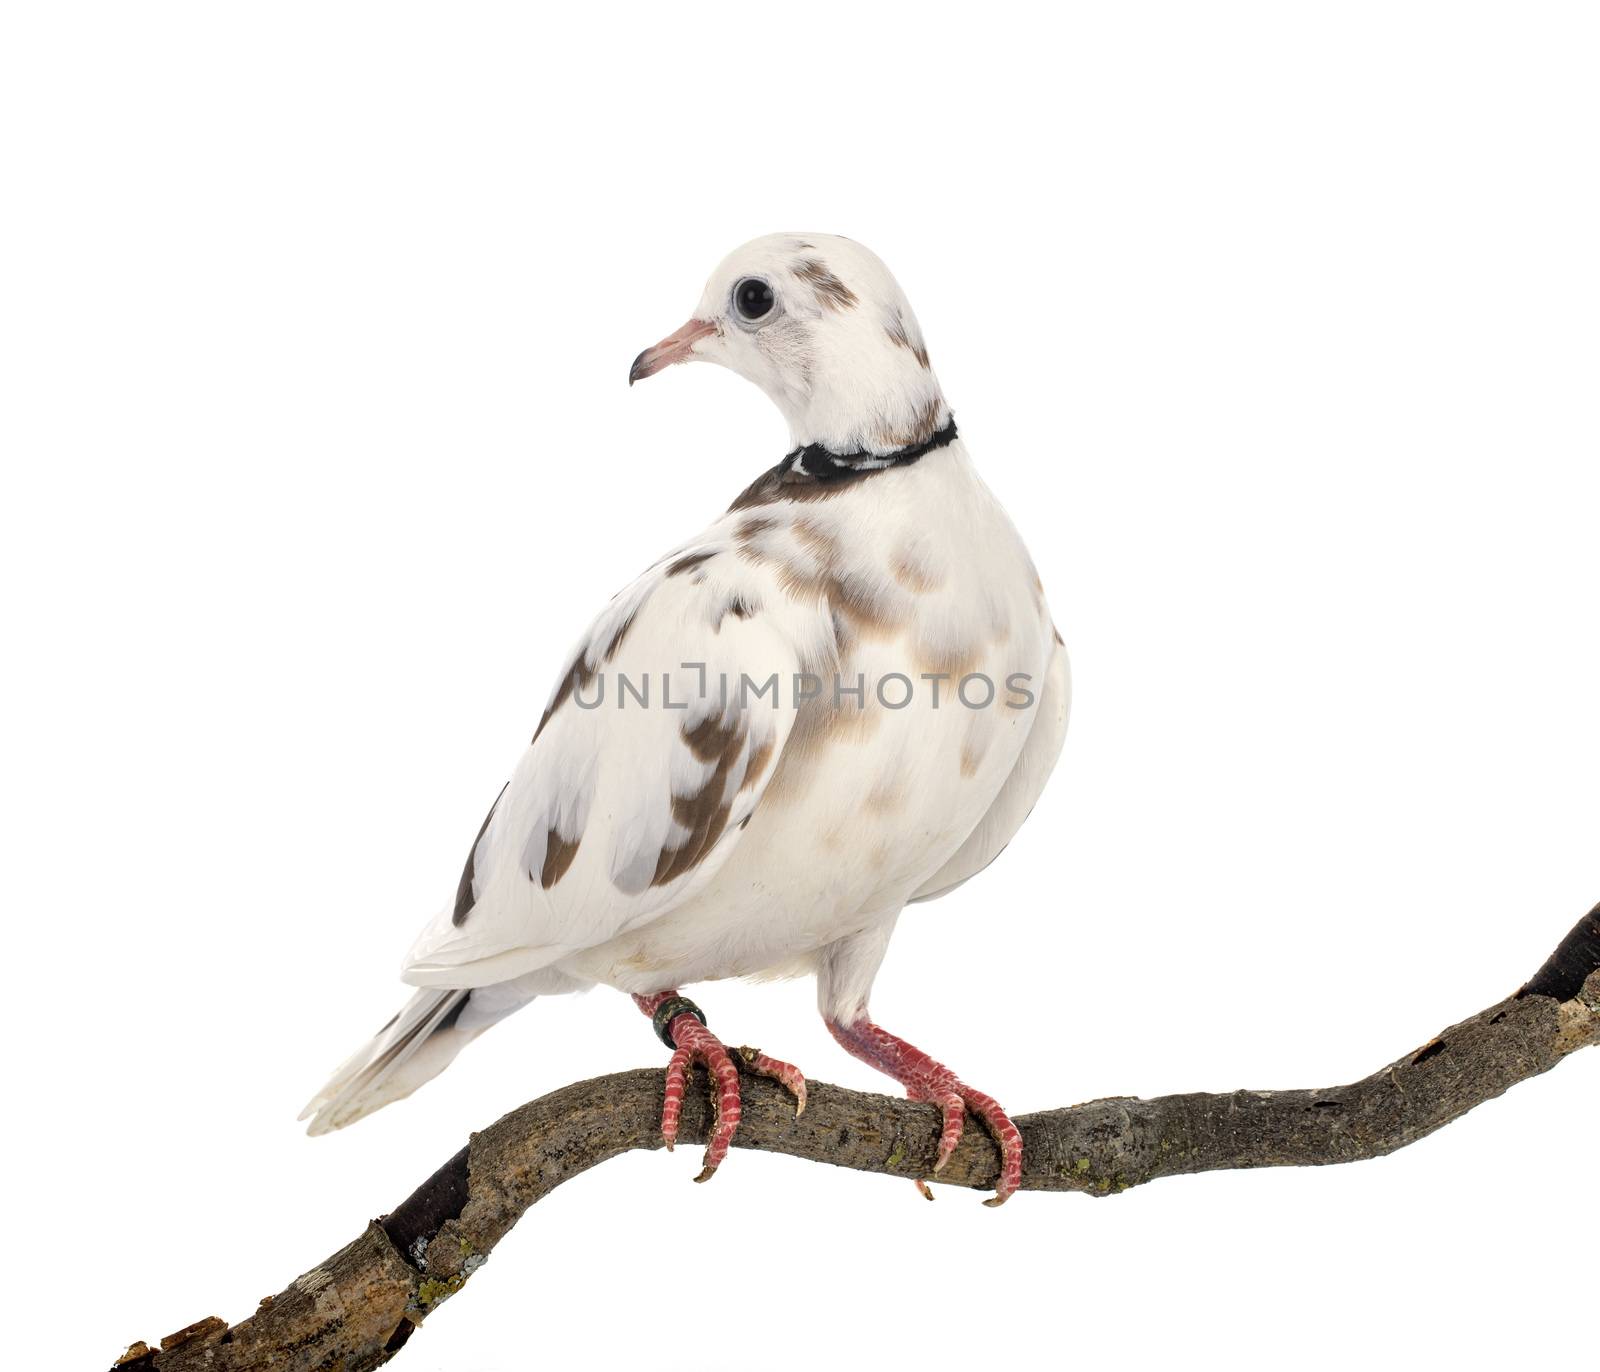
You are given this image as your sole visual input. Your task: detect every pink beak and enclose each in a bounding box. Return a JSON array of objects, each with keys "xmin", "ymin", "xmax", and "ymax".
[{"xmin": 629, "ymin": 318, "xmax": 718, "ymax": 385}]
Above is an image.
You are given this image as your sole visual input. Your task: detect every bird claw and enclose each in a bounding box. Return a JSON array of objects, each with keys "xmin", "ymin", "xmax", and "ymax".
[
  {"xmin": 941, "ymin": 1081, "xmax": 1024, "ymax": 1205},
  {"xmin": 851, "ymin": 1023, "xmax": 1024, "ymax": 1202},
  {"xmin": 736, "ymin": 1044, "xmax": 807, "ymax": 1117},
  {"xmin": 650, "ymin": 1008, "xmax": 806, "ymax": 1181},
  {"xmin": 895, "ymin": 1058, "xmax": 1022, "ymax": 1204}
]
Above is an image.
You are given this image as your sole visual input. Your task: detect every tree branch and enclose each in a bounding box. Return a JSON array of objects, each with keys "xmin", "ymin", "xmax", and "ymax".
[{"xmin": 114, "ymin": 905, "xmax": 1600, "ymax": 1372}]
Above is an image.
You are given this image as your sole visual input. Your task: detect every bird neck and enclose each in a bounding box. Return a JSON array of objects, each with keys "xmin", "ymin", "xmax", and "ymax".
[{"xmin": 778, "ymin": 351, "xmax": 950, "ymax": 459}]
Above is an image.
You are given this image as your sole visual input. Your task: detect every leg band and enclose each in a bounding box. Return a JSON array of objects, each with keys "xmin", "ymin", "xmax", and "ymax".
[{"xmin": 651, "ymin": 994, "xmax": 707, "ymax": 1049}]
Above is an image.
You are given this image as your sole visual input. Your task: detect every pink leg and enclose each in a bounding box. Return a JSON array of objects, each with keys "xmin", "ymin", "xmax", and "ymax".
[
  {"xmin": 827, "ymin": 1016, "xmax": 1024, "ymax": 1206},
  {"xmin": 633, "ymin": 991, "xmax": 806, "ymax": 1182}
]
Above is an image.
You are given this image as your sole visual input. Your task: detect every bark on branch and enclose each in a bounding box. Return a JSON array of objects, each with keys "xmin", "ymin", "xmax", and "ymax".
[{"xmin": 114, "ymin": 905, "xmax": 1600, "ymax": 1372}]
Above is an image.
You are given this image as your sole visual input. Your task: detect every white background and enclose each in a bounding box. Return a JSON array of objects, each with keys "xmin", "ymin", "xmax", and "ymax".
[{"xmin": 3, "ymin": 4, "xmax": 1596, "ymax": 1370}]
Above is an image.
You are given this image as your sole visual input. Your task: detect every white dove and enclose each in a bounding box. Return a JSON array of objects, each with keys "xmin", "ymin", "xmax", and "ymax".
[{"xmin": 302, "ymin": 233, "xmax": 1069, "ymax": 1204}]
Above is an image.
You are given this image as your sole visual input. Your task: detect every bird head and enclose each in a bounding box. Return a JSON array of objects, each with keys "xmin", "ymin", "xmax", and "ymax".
[{"xmin": 629, "ymin": 233, "xmax": 949, "ymax": 457}]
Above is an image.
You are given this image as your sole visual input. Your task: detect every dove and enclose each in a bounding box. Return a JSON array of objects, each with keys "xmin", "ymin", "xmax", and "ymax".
[{"xmin": 301, "ymin": 233, "xmax": 1069, "ymax": 1204}]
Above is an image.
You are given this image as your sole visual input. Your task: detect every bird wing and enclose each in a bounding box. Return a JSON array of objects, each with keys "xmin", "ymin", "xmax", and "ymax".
[{"xmin": 402, "ymin": 548, "xmax": 806, "ymax": 989}]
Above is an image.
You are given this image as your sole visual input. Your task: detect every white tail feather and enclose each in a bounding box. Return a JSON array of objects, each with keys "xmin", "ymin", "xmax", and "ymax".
[
  {"xmin": 300, "ymin": 987, "xmax": 483, "ymax": 1135},
  {"xmin": 300, "ymin": 968, "xmax": 584, "ymax": 1135}
]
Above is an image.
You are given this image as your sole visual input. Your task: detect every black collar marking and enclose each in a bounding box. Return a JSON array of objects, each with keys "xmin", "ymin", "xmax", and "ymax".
[
  {"xmin": 727, "ymin": 417, "xmax": 957, "ymax": 511},
  {"xmin": 789, "ymin": 418, "xmax": 958, "ymax": 482}
]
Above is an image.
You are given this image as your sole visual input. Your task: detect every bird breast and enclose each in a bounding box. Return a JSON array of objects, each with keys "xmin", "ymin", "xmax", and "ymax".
[{"xmin": 575, "ymin": 442, "xmax": 1054, "ymax": 987}]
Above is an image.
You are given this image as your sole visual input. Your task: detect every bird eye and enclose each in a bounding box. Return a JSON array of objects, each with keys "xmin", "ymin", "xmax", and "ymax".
[{"xmin": 734, "ymin": 277, "xmax": 775, "ymax": 321}]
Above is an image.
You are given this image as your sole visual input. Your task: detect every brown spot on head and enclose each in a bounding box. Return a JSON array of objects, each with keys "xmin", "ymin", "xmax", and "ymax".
[
  {"xmin": 885, "ymin": 312, "xmax": 931, "ymax": 368},
  {"xmin": 794, "ymin": 258, "xmax": 858, "ymax": 312},
  {"xmin": 540, "ymin": 829, "xmax": 581, "ymax": 888},
  {"xmin": 960, "ymin": 742, "xmax": 986, "ymax": 778},
  {"xmin": 875, "ymin": 397, "xmax": 944, "ymax": 451}
]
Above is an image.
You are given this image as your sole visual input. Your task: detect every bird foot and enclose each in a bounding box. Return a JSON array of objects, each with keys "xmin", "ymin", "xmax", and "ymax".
[
  {"xmin": 906, "ymin": 1069, "xmax": 1023, "ymax": 1206},
  {"xmin": 827, "ymin": 1017, "xmax": 1023, "ymax": 1205},
  {"xmin": 634, "ymin": 992, "xmax": 805, "ymax": 1181}
]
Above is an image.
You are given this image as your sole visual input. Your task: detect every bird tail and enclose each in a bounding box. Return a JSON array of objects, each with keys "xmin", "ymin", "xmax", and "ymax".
[{"xmin": 299, "ymin": 986, "xmax": 501, "ymax": 1135}]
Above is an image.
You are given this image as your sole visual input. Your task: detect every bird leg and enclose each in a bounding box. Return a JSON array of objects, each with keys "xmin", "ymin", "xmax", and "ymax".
[
  {"xmin": 633, "ymin": 991, "xmax": 806, "ymax": 1182},
  {"xmin": 826, "ymin": 1016, "xmax": 1023, "ymax": 1206}
]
